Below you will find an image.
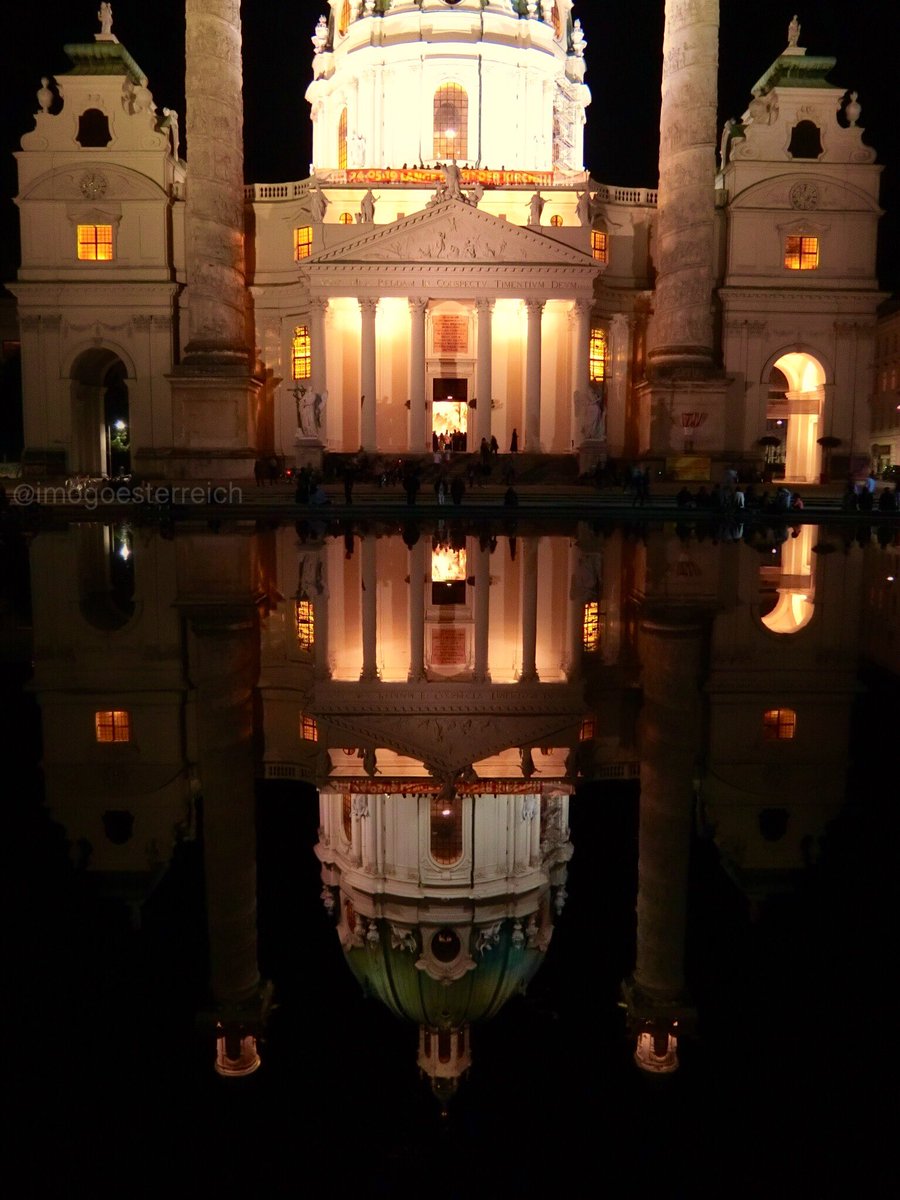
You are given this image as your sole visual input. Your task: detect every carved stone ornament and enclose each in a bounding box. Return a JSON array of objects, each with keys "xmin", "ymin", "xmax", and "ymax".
[
  {"xmin": 80, "ymin": 171, "xmax": 109, "ymax": 200},
  {"xmin": 789, "ymin": 181, "xmax": 819, "ymax": 211}
]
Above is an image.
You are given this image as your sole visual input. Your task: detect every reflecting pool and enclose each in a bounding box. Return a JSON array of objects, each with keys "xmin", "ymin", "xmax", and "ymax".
[{"xmin": 3, "ymin": 514, "xmax": 897, "ymax": 1193}]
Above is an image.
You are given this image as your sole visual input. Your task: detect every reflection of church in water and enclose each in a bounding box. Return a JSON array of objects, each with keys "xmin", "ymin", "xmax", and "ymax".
[
  {"xmin": 27, "ymin": 512, "xmax": 891, "ymax": 1093},
  {"xmin": 10, "ymin": 3, "xmax": 886, "ymax": 484}
]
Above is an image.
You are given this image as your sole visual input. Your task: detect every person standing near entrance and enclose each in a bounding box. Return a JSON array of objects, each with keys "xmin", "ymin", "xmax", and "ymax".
[{"xmin": 510, "ymin": 428, "xmax": 519, "ymax": 453}]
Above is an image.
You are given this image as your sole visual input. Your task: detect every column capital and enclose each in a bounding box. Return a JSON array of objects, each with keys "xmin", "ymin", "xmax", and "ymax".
[
  {"xmin": 524, "ymin": 298, "xmax": 546, "ymax": 316},
  {"xmin": 408, "ymin": 296, "xmax": 429, "ymax": 317},
  {"xmin": 309, "ymin": 297, "xmax": 330, "ymax": 315},
  {"xmin": 475, "ymin": 298, "xmax": 495, "ymax": 315},
  {"xmin": 359, "ymin": 297, "xmax": 379, "ymax": 317}
]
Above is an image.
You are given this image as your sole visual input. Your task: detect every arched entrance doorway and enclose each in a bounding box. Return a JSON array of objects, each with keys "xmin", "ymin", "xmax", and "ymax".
[
  {"xmin": 70, "ymin": 348, "xmax": 131, "ymax": 477},
  {"xmin": 765, "ymin": 352, "xmax": 826, "ymax": 484}
]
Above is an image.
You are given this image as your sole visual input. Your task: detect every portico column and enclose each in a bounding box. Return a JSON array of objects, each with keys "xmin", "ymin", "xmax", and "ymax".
[
  {"xmin": 360, "ymin": 298, "xmax": 378, "ymax": 451},
  {"xmin": 520, "ymin": 537, "xmax": 539, "ymax": 682},
  {"xmin": 473, "ymin": 538, "xmax": 491, "ymax": 682},
  {"xmin": 309, "ymin": 297, "xmax": 328, "ymax": 400},
  {"xmin": 361, "ymin": 533, "xmax": 378, "ymax": 680},
  {"xmin": 525, "ymin": 300, "xmax": 545, "ymax": 452},
  {"xmin": 408, "ymin": 539, "xmax": 426, "ymax": 681},
  {"xmin": 573, "ymin": 299, "xmax": 592, "ymax": 446},
  {"xmin": 476, "ymin": 299, "xmax": 494, "ymax": 446},
  {"xmin": 408, "ymin": 298, "xmax": 428, "ymax": 453}
]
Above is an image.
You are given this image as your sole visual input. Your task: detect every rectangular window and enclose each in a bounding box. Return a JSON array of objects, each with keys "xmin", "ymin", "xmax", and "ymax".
[
  {"xmin": 579, "ymin": 717, "xmax": 596, "ymax": 741},
  {"xmin": 784, "ymin": 235, "xmax": 819, "ymax": 271},
  {"xmin": 583, "ymin": 601, "xmax": 600, "ymax": 653},
  {"xmin": 292, "ymin": 325, "xmax": 311, "ymax": 380},
  {"xmin": 300, "ymin": 713, "xmax": 319, "ymax": 742},
  {"xmin": 77, "ymin": 224, "xmax": 113, "ymax": 261},
  {"xmin": 95, "ymin": 709, "xmax": 131, "ymax": 743},
  {"xmin": 294, "ymin": 226, "xmax": 313, "ymax": 260},
  {"xmin": 591, "ymin": 230, "xmax": 608, "ymax": 263},
  {"xmin": 589, "ymin": 328, "xmax": 607, "ymax": 383},
  {"xmin": 295, "ymin": 599, "xmax": 315, "ymax": 650}
]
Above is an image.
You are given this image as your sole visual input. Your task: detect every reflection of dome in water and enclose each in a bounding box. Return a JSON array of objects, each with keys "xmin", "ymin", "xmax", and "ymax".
[{"xmin": 345, "ymin": 918, "xmax": 548, "ymax": 1028}]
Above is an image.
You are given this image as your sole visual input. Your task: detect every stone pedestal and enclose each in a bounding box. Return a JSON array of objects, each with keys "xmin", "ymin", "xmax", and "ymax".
[
  {"xmin": 636, "ymin": 375, "xmax": 730, "ymax": 475},
  {"xmin": 154, "ymin": 370, "xmax": 261, "ymax": 479}
]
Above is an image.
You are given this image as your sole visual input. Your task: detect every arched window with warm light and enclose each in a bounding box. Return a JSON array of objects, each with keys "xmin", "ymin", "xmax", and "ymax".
[
  {"xmin": 338, "ymin": 0, "xmax": 351, "ymax": 37},
  {"xmin": 589, "ymin": 328, "xmax": 608, "ymax": 384},
  {"xmin": 433, "ymin": 83, "xmax": 468, "ymax": 161},
  {"xmin": 550, "ymin": 214, "xmax": 564, "ymax": 227},
  {"xmin": 338, "ymin": 211, "xmax": 354, "ymax": 225},
  {"xmin": 292, "ymin": 325, "xmax": 311, "ymax": 380},
  {"xmin": 763, "ymin": 708, "xmax": 796, "ymax": 741},
  {"xmin": 430, "ymin": 795, "xmax": 463, "ymax": 865},
  {"xmin": 95, "ymin": 709, "xmax": 131, "ymax": 743},
  {"xmin": 583, "ymin": 601, "xmax": 600, "ymax": 652},
  {"xmin": 337, "ymin": 108, "xmax": 348, "ymax": 170}
]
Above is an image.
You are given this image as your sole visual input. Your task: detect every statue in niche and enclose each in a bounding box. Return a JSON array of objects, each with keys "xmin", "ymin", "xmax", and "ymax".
[
  {"xmin": 787, "ymin": 14, "xmax": 801, "ymax": 47},
  {"xmin": 358, "ymin": 189, "xmax": 376, "ymax": 223},
  {"xmin": 309, "ymin": 187, "xmax": 329, "ymax": 222},
  {"xmin": 581, "ymin": 388, "xmax": 606, "ymax": 441},
  {"xmin": 98, "ymin": 3, "xmax": 113, "ymax": 36},
  {"xmin": 529, "ymin": 191, "xmax": 545, "ymax": 225},
  {"xmin": 349, "ymin": 132, "xmax": 366, "ymax": 168},
  {"xmin": 295, "ymin": 385, "xmax": 327, "ymax": 437}
]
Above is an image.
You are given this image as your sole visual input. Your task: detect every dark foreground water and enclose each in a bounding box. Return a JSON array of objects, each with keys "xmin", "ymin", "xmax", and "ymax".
[{"xmin": 2, "ymin": 514, "xmax": 897, "ymax": 1196}]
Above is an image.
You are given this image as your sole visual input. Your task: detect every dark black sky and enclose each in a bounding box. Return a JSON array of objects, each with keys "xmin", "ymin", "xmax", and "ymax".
[{"xmin": 2, "ymin": 1, "xmax": 896, "ymax": 289}]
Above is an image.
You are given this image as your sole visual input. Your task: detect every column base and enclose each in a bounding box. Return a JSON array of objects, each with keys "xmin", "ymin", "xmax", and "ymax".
[
  {"xmin": 294, "ymin": 436, "xmax": 325, "ymax": 473},
  {"xmin": 635, "ymin": 375, "xmax": 732, "ymax": 473},
  {"xmin": 165, "ymin": 369, "xmax": 262, "ymax": 481},
  {"xmin": 578, "ymin": 439, "xmax": 607, "ymax": 475}
]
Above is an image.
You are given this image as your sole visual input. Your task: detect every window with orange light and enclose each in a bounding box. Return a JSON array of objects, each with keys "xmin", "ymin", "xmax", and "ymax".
[
  {"xmin": 342, "ymin": 794, "xmax": 352, "ymax": 840},
  {"xmin": 339, "ymin": 211, "xmax": 354, "ymax": 225},
  {"xmin": 300, "ymin": 713, "xmax": 318, "ymax": 742},
  {"xmin": 763, "ymin": 708, "xmax": 796, "ymax": 740},
  {"xmin": 550, "ymin": 214, "xmax": 564, "ymax": 227},
  {"xmin": 77, "ymin": 224, "xmax": 113, "ymax": 261},
  {"xmin": 589, "ymin": 328, "xmax": 608, "ymax": 383},
  {"xmin": 295, "ymin": 599, "xmax": 315, "ymax": 650},
  {"xmin": 292, "ymin": 325, "xmax": 311, "ymax": 380},
  {"xmin": 338, "ymin": 108, "xmax": 348, "ymax": 170},
  {"xmin": 430, "ymin": 795, "xmax": 463, "ymax": 865},
  {"xmin": 338, "ymin": 0, "xmax": 351, "ymax": 36},
  {"xmin": 579, "ymin": 717, "xmax": 597, "ymax": 741},
  {"xmin": 433, "ymin": 83, "xmax": 468, "ymax": 160},
  {"xmin": 95, "ymin": 709, "xmax": 131, "ymax": 743},
  {"xmin": 583, "ymin": 601, "xmax": 600, "ymax": 652},
  {"xmin": 784, "ymin": 236, "xmax": 818, "ymax": 271},
  {"xmin": 294, "ymin": 226, "xmax": 313, "ymax": 260},
  {"xmin": 591, "ymin": 230, "xmax": 608, "ymax": 263},
  {"xmin": 551, "ymin": 2, "xmax": 563, "ymax": 39}
]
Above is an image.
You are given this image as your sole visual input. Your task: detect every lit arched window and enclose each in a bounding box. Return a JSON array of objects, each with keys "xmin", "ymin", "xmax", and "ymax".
[
  {"xmin": 763, "ymin": 708, "xmax": 796, "ymax": 740},
  {"xmin": 339, "ymin": 211, "xmax": 354, "ymax": 225},
  {"xmin": 338, "ymin": 0, "xmax": 351, "ymax": 37},
  {"xmin": 433, "ymin": 83, "xmax": 468, "ymax": 161},
  {"xmin": 550, "ymin": 214, "xmax": 564, "ymax": 227},
  {"xmin": 589, "ymin": 328, "xmax": 608, "ymax": 383},
  {"xmin": 292, "ymin": 325, "xmax": 311, "ymax": 380},
  {"xmin": 582, "ymin": 601, "xmax": 600, "ymax": 652},
  {"xmin": 337, "ymin": 108, "xmax": 348, "ymax": 170},
  {"xmin": 591, "ymin": 229, "xmax": 609, "ymax": 262},
  {"xmin": 295, "ymin": 600, "xmax": 315, "ymax": 650},
  {"xmin": 430, "ymin": 796, "xmax": 463, "ymax": 865}
]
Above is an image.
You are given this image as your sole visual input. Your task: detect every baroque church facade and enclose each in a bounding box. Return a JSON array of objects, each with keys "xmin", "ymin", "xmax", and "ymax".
[{"xmin": 9, "ymin": 1, "xmax": 886, "ymax": 484}]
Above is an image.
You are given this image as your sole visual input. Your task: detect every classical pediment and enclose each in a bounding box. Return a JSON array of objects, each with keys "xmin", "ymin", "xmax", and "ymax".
[{"xmin": 309, "ymin": 198, "xmax": 597, "ymax": 269}]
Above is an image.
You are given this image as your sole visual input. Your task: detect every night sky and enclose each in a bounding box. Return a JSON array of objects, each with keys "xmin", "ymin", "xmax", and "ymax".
[{"xmin": 1, "ymin": 1, "xmax": 896, "ymax": 288}]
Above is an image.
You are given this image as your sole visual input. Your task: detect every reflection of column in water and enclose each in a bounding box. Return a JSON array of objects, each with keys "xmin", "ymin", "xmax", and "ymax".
[
  {"xmin": 473, "ymin": 536, "xmax": 491, "ymax": 682},
  {"xmin": 188, "ymin": 609, "xmax": 264, "ymax": 1077},
  {"xmin": 361, "ymin": 534, "xmax": 378, "ymax": 680},
  {"xmin": 409, "ymin": 538, "xmax": 426, "ymax": 681},
  {"xmin": 520, "ymin": 537, "xmax": 539, "ymax": 682},
  {"xmin": 623, "ymin": 611, "xmax": 704, "ymax": 1073}
]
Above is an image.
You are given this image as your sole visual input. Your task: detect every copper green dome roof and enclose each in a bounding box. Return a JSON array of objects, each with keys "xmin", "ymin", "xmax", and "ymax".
[{"xmin": 346, "ymin": 920, "xmax": 546, "ymax": 1028}]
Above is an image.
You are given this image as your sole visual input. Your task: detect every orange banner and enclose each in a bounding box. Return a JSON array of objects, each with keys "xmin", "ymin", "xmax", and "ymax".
[{"xmin": 345, "ymin": 168, "xmax": 555, "ymax": 187}]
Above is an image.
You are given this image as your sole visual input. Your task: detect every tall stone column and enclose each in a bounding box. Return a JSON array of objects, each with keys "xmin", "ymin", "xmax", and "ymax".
[
  {"xmin": 186, "ymin": 606, "xmax": 263, "ymax": 1077},
  {"xmin": 361, "ymin": 533, "xmax": 378, "ymax": 680},
  {"xmin": 623, "ymin": 610, "xmax": 704, "ymax": 1073},
  {"xmin": 360, "ymin": 298, "xmax": 378, "ymax": 451},
  {"xmin": 309, "ymin": 298, "xmax": 329, "ymax": 400},
  {"xmin": 524, "ymin": 300, "xmax": 545, "ymax": 452},
  {"xmin": 408, "ymin": 539, "xmax": 426, "ymax": 682},
  {"xmin": 160, "ymin": 0, "xmax": 260, "ymax": 480},
  {"xmin": 408, "ymin": 298, "xmax": 428, "ymax": 453},
  {"xmin": 473, "ymin": 538, "xmax": 491, "ymax": 683},
  {"xmin": 475, "ymin": 300, "xmax": 494, "ymax": 446},
  {"xmin": 647, "ymin": 0, "xmax": 719, "ymax": 375},
  {"xmin": 520, "ymin": 537, "xmax": 539, "ymax": 683},
  {"xmin": 572, "ymin": 299, "xmax": 593, "ymax": 461}
]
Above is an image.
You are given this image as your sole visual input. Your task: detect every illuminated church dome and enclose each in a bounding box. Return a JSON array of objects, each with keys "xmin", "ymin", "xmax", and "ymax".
[{"xmin": 307, "ymin": 0, "xmax": 590, "ymax": 172}]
